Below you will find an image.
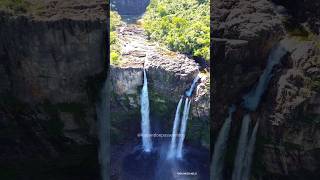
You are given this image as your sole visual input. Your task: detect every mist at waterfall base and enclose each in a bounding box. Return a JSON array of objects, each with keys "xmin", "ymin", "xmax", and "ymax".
[
  {"xmin": 119, "ymin": 74, "xmax": 209, "ymax": 180},
  {"xmin": 211, "ymin": 44, "xmax": 287, "ymax": 180}
]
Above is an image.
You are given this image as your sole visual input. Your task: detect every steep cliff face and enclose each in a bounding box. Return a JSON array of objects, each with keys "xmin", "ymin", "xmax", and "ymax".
[
  {"xmin": 0, "ymin": 0, "xmax": 107, "ymax": 178},
  {"xmin": 212, "ymin": 0, "xmax": 285, "ymax": 130},
  {"xmin": 212, "ymin": 0, "xmax": 320, "ymax": 179},
  {"xmin": 257, "ymin": 39, "xmax": 320, "ymax": 179}
]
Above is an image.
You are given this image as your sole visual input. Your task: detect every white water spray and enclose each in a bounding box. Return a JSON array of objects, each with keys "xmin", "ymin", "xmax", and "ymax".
[
  {"xmin": 141, "ymin": 69, "xmax": 152, "ymax": 152},
  {"xmin": 167, "ymin": 97, "xmax": 183, "ymax": 159},
  {"xmin": 176, "ymin": 98, "xmax": 191, "ymax": 159},
  {"xmin": 211, "ymin": 106, "xmax": 236, "ymax": 180}
]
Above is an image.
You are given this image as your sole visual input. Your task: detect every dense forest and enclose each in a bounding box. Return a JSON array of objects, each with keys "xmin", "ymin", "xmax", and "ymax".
[{"xmin": 143, "ymin": 0, "xmax": 210, "ymax": 62}]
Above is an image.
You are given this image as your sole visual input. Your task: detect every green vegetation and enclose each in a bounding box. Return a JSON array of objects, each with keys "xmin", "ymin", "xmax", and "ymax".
[
  {"xmin": 110, "ymin": 11, "xmax": 122, "ymax": 65},
  {"xmin": 143, "ymin": 0, "xmax": 210, "ymax": 62}
]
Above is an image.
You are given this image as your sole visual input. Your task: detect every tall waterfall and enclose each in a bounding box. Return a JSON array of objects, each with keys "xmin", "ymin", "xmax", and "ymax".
[
  {"xmin": 211, "ymin": 106, "xmax": 236, "ymax": 180},
  {"xmin": 176, "ymin": 98, "xmax": 192, "ymax": 159},
  {"xmin": 141, "ymin": 69, "xmax": 152, "ymax": 152},
  {"xmin": 167, "ymin": 97, "xmax": 183, "ymax": 159},
  {"xmin": 97, "ymin": 76, "xmax": 110, "ymax": 180},
  {"xmin": 186, "ymin": 75, "xmax": 200, "ymax": 97},
  {"xmin": 243, "ymin": 44, "xmax": 287, "ymax": 111},
  {"xmin": 242, "ymin": 121, "xmax": 260, "ymax": 180},
  {"xmin": 232, "ymin": 114, "xmax": 251, "ymax": 180}
]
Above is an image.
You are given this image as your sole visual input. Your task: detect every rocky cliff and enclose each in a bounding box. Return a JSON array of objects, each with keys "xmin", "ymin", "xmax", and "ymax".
[
  {"xmin": 0, "ymin": 0, "xmax": 107, "ymax": 179},
  {"xmin": 110, "ymin": 24, "xmax": 210, "ymax": 147},
  {"xmin": 212, "ymin": 0, "xmax": 320, "ymax": 179}
]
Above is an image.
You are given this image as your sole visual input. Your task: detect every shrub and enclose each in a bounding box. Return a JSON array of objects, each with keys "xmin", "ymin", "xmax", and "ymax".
[{"xmin": 110, "ymin": 11, "xmax": 122, "ymax": 65}]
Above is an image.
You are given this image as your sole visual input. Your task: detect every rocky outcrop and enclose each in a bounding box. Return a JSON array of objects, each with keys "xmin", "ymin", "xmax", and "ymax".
[
  {"xmin": 272, "ymin": 0, "xmax": 320, "ymax": 34},
  {"xmin": 212, "ymin": 0, "xmax": 285, "ymax": 64}
]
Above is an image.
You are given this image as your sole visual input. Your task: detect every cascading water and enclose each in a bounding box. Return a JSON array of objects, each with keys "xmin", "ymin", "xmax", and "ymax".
[
  {"xmin": 186, "ymin": 75, "xmax": 200, "ymax": 97},
  {"xmin": 97, "ymin": 76, "xmax": 110, "ymax": 180},
  {"xmin": 243, "ymin": 44, "xmax": 287, "ymax": 111},
  {"xmin": 141, "ymin": 69, "xmax": 152, "ymax": 152},
  {"xmin": 232, "ymin": 114, "xmax": 251, "ymax": 180},
  {"xmin": 167, "ymin": 97, "xmax": 183, "ymax": 159},
  {"xmin": 230, "ymin": 44, "xmax": 287, "ymax": 180},
  {"xmin": 176, "ymin": 98, "xmax": 192, "ymax": 159},
  {"xmin": 242, "ymin": 121, "xmax": 260, "ymax": 180},
  {"xmin": 211, "ymin": 105, "xmax": 236, "ymax": 180},
  {"xmin": 166, "ymin": 74, "xmax": 200, "ymax": 159}
]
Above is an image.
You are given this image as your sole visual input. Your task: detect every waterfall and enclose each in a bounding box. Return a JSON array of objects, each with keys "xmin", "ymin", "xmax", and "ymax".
[
  {"xmin": 242, "ymin": 121, "xmax": 259, "ymax": 180},
  {"xmin": 140, "ymin": 69, "xmax": 152, "ymax": 152},
  {"xmin": 232, "ymin": 114, "xmax": 251, "ymax": 180},
  {"xmin": 176, "ymin": 98, "xmax": 192, "ymax": 159},
  {"xmin": 97, "ymin": 76, "xmax": 110, "ymax": 180},
  {"xmin": 243, "ymin": 44, "xmax": 287, "ymax": 111},
  {"xmin": 186, "ymin": 75, "xmax": 200, "ymax": 97},
  {"xmin": 167, "ymin": 97, "xmax": 183, "ymax": 159},
  {"xmin": 211, "ymin": 106, "xmax": 236, "ymax": 180}
]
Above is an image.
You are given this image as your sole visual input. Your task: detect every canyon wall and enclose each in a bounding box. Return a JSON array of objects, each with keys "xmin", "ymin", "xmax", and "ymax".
[{"xmin": 0, "ymin": 0, "xmax": 107, "ymax": 178}]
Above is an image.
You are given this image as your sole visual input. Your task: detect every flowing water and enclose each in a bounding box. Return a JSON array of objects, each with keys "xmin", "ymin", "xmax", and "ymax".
[
  {"xmin": 230, "ymin": 44, "xmax": 287, "ymax": 180},
  {"xmin": 186, "ymin": 75, "xmax": 200, "ymax": 97},
  {"xmin": 141, "ymin": 69, "xmax": 153, "ymax": 152},
  {"xmin": 211, "ymin": 106, "xmax": 236, "ymax": 180},
  {"xmin": 232, "ymin": 114, "xmax": 251, "ymax": 180},
  {"xmin": 176, "ymin": 98, "xmax": 192, "ymax": 159},
  {"xmin": 167, "ymin": 97, "xmax": 184, "ymax": 159},
  {"xmin": 242, "ymin": 121, "xmax": 260, "ymax": 180},
  {"xmin": 97, "ymin": 77, "xmax": 110, "ymax": 180},
  {"xmin": 167, "ymin": 74, "xmax": 200, "ymax": 159},
  {"xmin": 243, "ymin": 44, "xmax": 287, "ymax": 111}
]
